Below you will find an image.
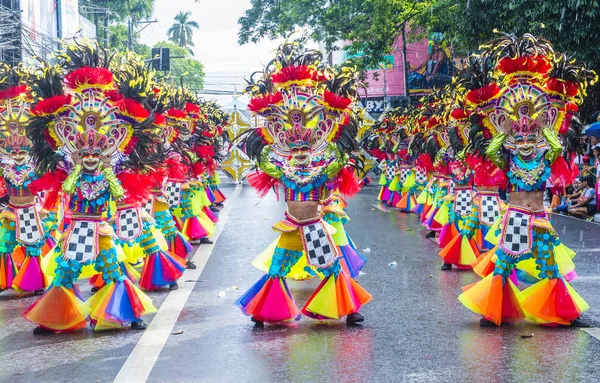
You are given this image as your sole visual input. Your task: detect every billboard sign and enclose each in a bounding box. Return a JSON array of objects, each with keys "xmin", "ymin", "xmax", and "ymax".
[{"xmin": 58, "ymin": 0, "xmax": 80, "ymax": 39}]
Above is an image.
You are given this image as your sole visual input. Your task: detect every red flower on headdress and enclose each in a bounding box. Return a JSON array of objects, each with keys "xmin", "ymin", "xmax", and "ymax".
[
  {"xmin": 465, "ymin": 83, "xmax": 501, "ymax": 106},
  {"xmin": 271, "ymin": 65, "xmax": 314, "ymax": 84},
  {"xmin": 31, "ymin": 94, "xmax": 72, "ymax": 116},
  {"xmin": 496, "ymin": 55, "xmax": 551, "ymax": 76},
  {"xmin": 195, "ymin": 145, "xmax": 215, "ymax": 158},
  {"xmin": 546, "ymin": 78, "xmax": 579, "ymax": 97},
  {"xmin": 0, "ymin": 85, "xmax": 29, "ymax": 101},
  {"xmin": 166, "ymin": 108, "xmax": 187, "ymax": 119},
  {"xmin": 154, "ymin": 113, "xmax": 166, "ymax": 126},
  {"xmin": 450, "ymin": 108, "xmax": 469, "ymax": 120},
  {"xmin": 248, "ymin": 92, "xmax": 283, "ymax": 112},
  {"xmin": 64, "ymin": 67, "xmax": 113, "ymax": 89},
  {"xmin": 323, "ymin": 90, "xmax": 352, "ymax": 111},
  {"xmin": 118, "ymin": 98, "xmax": 150, "ymax": 120},
  {"xmin": 427, "ymin": 116, "xmax": 441, "ymax": 129},
  {"xmin": 104, "ymin": 89, "xmax": 123, "ymax": 102},
  {"xmin": 184, "ymin": 102, "xmax": 201, "ymax": 115}
]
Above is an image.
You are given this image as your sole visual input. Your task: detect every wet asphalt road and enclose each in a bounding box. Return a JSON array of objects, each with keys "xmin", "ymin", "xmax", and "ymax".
[{"xmin": 1, "ymin": 183, "xmax": 600, "ymax": 383}]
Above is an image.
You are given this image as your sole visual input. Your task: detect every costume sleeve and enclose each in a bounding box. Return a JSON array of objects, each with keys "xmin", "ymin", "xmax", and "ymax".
[
  {"xmin": 258, "ymin": 149, "xmax": 283, "ymax": 179},
  {"xmin": 486, "ymin": 132, "xmax": 507, "ymax": 169},
  {"xmin": 541, "ymin": 128, "xmax": 562, "ymax": 164},
  {"xmin": 103, "ymin": 167, "xmax": 125, "ymax": 200},
  {"xmin": 62, "ymin": 164, "xmax": 82, "ymax": 194},
  {"xmin": 325, "ymin": 148, "xmax": 348, "ymax": 177}
]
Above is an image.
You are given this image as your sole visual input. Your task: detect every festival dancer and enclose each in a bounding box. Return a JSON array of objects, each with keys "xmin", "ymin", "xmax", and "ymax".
[
  {"xmin": 167, "ymin": 102, "xmax": 216, "ymax": 245},
  {"xmin": 438, "ymin": 106, "xmax": 476, "ymax": 270},
  {"xmin": 235, "ymin": 43, "xmax": 372, "ymax": 326},
  {"xmin": 0, "ymin": 64, "xmax": 54, "ymax": 295},
  {"xmin": 458, "ymin": 33, "xmax": 594, "ymax": 327},
  {"xmin": 24, "ymin": 44, "xmax": 156, "ymax": 333}
]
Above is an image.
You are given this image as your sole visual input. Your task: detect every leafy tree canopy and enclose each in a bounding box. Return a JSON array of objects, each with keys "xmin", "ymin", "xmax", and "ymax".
[{"xmin": 239, "ymin": 0, "xmax": 600, "ymax": 70}]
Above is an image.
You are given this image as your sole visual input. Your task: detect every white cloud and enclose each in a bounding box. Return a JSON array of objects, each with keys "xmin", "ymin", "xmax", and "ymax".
[{"xmin": 138, "ymin": 0, "xmax": 282, "ymax": 74}]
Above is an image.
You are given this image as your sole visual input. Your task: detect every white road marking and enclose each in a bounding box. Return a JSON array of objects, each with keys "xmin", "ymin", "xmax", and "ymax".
[
  {"xmin": 372, "ymin": 203, "xmax": 390, "ymax": 212},
  {"xmin": 582, "ymin": 328, "xmax": 600, "ymax": 342},
  {"xmin": 113, "ymin": 185, "xmax": 242, "ymax": 383}
]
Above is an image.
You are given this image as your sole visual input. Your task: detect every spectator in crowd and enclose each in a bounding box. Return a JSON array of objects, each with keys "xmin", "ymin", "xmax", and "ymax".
[
  {"xmin": 554, "ymin": 178, "xmax": 582, "ymax": 213},
  {"xmin": 581, "ymin": 155, "xmax": 594, "ymax": 178},
  {"xmin": 568, "ymin": 177, "xmax": 597, "ymax": 221}
]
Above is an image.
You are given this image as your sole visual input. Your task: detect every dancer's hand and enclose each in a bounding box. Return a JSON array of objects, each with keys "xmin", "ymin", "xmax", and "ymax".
[
  {"xmin": 72, "ymin": 151, "xmax": 83, "ymax": 165},
  {"xmin": 100, "ymin": 155, "xmax": 111, "ymax": 169}
]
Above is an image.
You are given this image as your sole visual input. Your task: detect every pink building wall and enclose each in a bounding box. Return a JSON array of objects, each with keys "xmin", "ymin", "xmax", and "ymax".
[{"xmin": 359, "ymin": 38, "xmax": 430, "ymax": 98}]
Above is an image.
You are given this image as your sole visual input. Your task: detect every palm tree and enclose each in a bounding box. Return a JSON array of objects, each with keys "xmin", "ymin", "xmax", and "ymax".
[{"xmin": 167, "ymin": 11, "xmax": 200, "ymax": 55}]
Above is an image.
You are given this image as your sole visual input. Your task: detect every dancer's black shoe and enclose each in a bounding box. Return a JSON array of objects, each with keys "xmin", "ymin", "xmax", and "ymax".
[
  {"xmin": 34, "ymin": 289, "xmax": 45, "ymax": 296},
  {"xmin": 91, "ymin": 286, "xmax": 100, "ymax": 293},
  {"xmin": 425, "ymin": 231, "xmax": 436, "ymax": 239},
  {"xmin": 33, "ymin": 326, "xmax": 54, "ymax": 335},
  {"xmin": 251, "ymin": 316, "xmax": 264, "ymax": 328},
  {"xmin": 569, "ymin": 318, "xmax": 590, "ymax": 328},
  {"xmin": 479, "ymin": 318, "xmax": 497, "ymax": 327},
  {"xmin": 210, "ymin": 206, "xmax": 219, "ymax": 213},
  {"xmin": 186, "ymin": 260, "xmax": 197, "ymax": 269},
  {"xmin": 169, "ymin": 283, "xmax": 179, "ymax": 291},
  {"xmin": 131, "ymin": 321, "xmax": 147, "ymax": 330},
  {"xmin": 346, "ymin": 312, "xmax": 364, "ymax": 325},
  {"xmin": 440, "ymin": 263, "xmax": 452, "ymax": 271},
  {"xmin": 200, "ymin": 238, "xmax": 214, "ymax": 245}
]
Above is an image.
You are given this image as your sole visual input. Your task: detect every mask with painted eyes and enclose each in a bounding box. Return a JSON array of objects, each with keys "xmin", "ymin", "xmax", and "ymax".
[
  {"xmin": 290, "ymin": 145, "xmax": 312, "ymax": 166},
  {"xmin": 9, "ymin": 147, "xmax": 30, "ymax": 166},
  {"xmin": 510, "ymin": 116, "xmax": 540, "ymax": 160},
  {"xmin": 81, "ymin": 149, "xmax": 102, "ymax": 172}
]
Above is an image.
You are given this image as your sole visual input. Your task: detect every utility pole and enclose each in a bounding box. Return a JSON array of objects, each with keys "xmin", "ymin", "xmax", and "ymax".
[
  {"xmin": 127, "ymin": 18, "xmax": 133, "ymax": 51},
  {"xmin": 380, "ymin": 63, "xmax": 388, "ymax": 111},
  {"xmin": 401, "ymin": 25, "xmax": 409, "ymax": 101}
]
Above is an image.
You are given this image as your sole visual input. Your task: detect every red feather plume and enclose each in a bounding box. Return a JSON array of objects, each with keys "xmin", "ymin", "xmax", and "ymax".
[
  {"xmin": 248, "ymin": 92, "xmax": 283, "ymax": 112},
  {"xmin": 31, "ymin": 95, "xmax": 72, "ymax": 116},
  {"xmin": 0, "ymin": 85, "xmax": 29, "ymax": 101},
  {"xmin": 64, "ymin": 67, "xmax": 113, "ymax": 89},
  {"xmin": 117, "ymin": 171, "xmax": 155, "ymax": 204},
  {"xmin": 334, "ymin": 166, "xmax": 361, "ymax": 197},
  {"xmin": 247, "ymin": 170, "xmax": 280, "ymax": 198},
  {"xmin": 28, "ymin": 170, "xmax": 68, "ymax": 209},
  {"xmin": 323, "ymin": 90, "xmax": 352, "ymax": 110}
]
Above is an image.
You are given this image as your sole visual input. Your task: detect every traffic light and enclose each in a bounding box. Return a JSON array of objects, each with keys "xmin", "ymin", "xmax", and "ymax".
[{"xmin": 151, "ymin": 47, "xmax": 170, "ymax": 71}]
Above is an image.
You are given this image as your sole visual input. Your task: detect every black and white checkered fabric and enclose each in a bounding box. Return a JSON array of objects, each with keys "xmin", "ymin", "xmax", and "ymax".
[
  {"xmin": 400, "ymin": 168, "xmax": 411, "ymax": 184},
  {"xmin": 65, "ymin": 221, "xmax": 96, "ymax": 262},
  {"xmin": 302, "ymin": 222, "xmax": 336, "ymax": 268},
  {"xmin": 117, "ymin": 208, "xmax": 142, "ymax": 241},
  {"xmin": 385, "ymin": 164, "xmax": 395, "ymax": 180},
  {"xmin": 142, "ymin": 198, "xmax": 154, "ymax": 216},
  {"xmin": 454, "ymin": 189, "xmax": 473, "ymax": 217},
  {"xmin": 448, "ymin": 181, "xmax": 455, "ymax": 195},
  {"xmin": 16, "ymin": 206, "xmax": 43, "ymax": 244},
  {"xmin": 479, "ymin": 195, "xmax": 500, "ymax": 226},
  {"xmin": 165, "ymin": 182, "xmax": 182, "ymax": 206},
  {"xmin": 500, "ymin": 210, "xmax": 531, "ymax": 255},
  {"xmin": 416, "ymin": 170, "xmax": 427, "ymax": 184}
]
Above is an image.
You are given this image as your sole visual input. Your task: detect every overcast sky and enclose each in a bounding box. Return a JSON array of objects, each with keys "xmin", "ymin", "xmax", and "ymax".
[{"xmin": 138, "ymin": 0, "xmax": 282, "ymax": 75}]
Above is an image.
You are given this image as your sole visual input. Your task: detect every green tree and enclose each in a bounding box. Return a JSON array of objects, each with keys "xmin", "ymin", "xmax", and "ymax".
[
  {"xmin": 239, "ymin": 0, "xmax": 600, "ymax": 70},
  {"xmin": 108, "ymin": 24, "xmax": 150, "ymax": 56},
  {"xmin": 238, "ymin": 0, "xmax": 434, "ymax": 69},
  {"xmin": 167, "ymin": 11, "xmax": 200, "ymax": 55},
  {"xmin": 150, "ymin": 41, "xmax": 205, "ymax": 91}
]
